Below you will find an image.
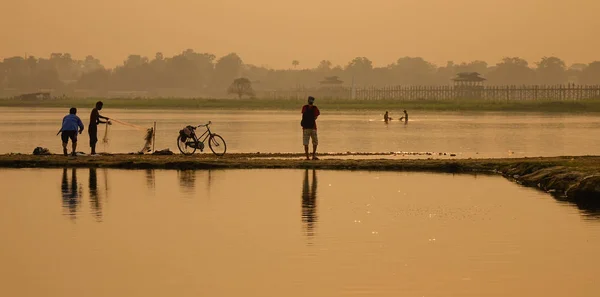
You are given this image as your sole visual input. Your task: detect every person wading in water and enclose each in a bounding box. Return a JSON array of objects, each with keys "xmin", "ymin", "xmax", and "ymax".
[
  {"xmin": 89, "ymin": 101, "xmax": 110, "ymax": 155},
  {"xmin": 399, "ymin": 110, "xmax": 409, "ymax": 123}
]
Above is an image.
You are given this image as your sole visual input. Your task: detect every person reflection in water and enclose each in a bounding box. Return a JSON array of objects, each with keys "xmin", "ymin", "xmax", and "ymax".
[
  {"xmin": 302, "ymin": 169, "xmax": 318, "ymax": 238},
  {"xmin": 61, "ymin": 168, "xmax": 80, "ymax": 219},
  {"xmin": 89, "ymin": 168, "xmax": 103, "ymax": 221}
]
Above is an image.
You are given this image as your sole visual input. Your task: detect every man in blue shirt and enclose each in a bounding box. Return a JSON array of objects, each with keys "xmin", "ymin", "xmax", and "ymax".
[{"xmin": 58, "ymin": 107, "xmax": 84, "ymax": 156}]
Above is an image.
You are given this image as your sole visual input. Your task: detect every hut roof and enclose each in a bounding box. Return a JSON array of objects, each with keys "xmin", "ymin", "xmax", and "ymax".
[
  {"xmin": 452, "ymin": 72, "xmax": 486, "ymax": 82},
  {"xmin": 320, "ymin": 76, "xmax": 344, "ymax": 84}
]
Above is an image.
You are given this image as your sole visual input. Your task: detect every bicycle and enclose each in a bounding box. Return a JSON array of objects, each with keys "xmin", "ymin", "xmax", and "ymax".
[{"xmin": 177, "ymin": 121, "xmax": 227, "ymax": 156}]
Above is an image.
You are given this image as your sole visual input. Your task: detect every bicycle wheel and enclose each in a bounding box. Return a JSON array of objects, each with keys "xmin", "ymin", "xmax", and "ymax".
[
  {"xmin": 208, "ymin": 134, "xmax": 227, "ymax": 156},
  {"xmin": 177, "ymin": 135, "xmax": 197, "ymax": 155}
]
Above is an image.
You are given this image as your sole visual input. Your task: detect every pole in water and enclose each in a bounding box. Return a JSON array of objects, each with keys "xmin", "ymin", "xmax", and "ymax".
[{"xmin": 152, "ymin": 121, "xmax": 156, "ymax": 153}]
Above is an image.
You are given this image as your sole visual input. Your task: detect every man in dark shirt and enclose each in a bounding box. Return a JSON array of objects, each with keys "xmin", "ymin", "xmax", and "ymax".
[
  {"xmin": 89, "ymin": 101, "xmax": 110, "ymax": 155},
  {"xmin": 301, "ymin": 96, "xmax": 320, "ymax": 160},
  {"xmin": 58, "ymin": 107, "xmax": 84, "ymax": 156}
]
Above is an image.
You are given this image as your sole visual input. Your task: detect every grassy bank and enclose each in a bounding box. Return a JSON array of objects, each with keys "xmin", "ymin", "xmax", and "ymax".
[
  {"xmin": 2, "ymin": 97, "xmax": 600, "ymax": 112},
  {"xmin": 1, "ymin": 153, "xmax": 599, "ymax": 202}
]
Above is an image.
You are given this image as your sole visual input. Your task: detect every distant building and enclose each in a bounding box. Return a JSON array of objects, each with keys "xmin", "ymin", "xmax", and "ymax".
[
  {"xmin": 319, "ymin": 76, "xmax": 344, "ymax": 86},
  {"xmin": 452, "ymin": 72, "xmax": 486, "ymax": 99},
  {"xmin": 318, "ymin": 76, "xmax": 346, "ymax": 99},
  {"xmin": 452, "ymin": 72, "xmax": 486, "ymax": 87}
]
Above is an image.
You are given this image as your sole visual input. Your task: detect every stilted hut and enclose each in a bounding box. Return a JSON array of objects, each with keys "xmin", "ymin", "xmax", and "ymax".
[
  {"xmin": 452, "ymin": 72, "xmax": 486, "ymax": 99},
  {"xmin": 318, "ymin": 76, "xmax": 346, "ymax": 98},
  {"xmin": 319, "ymin": 76, "xmax": 344, "ymax": 86}
]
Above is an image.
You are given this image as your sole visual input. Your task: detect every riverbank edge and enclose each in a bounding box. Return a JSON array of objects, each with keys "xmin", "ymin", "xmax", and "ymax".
[{"xmin": 1, "ymin": 154, "xmax": 599, "ymax": 202}]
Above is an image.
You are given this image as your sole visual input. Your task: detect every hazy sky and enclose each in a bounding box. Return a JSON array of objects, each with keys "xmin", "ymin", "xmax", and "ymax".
[{"xmin": 1, "ymin": 0, "xmax": 598, "ymax": 68}]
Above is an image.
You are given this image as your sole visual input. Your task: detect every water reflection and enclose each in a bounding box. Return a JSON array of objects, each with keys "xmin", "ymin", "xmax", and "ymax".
[
  {"xmin": 88, "ymin": 168, "xmax": 103, "ymax": 221},
  {"xmin": 145, "ymin": 169, "xmax": 155, "ymax": 189},
  {"xmin": 301, "ymin": 169, "xmax": 318, "ymax": 238},
  {"xmin": 575, "ymin": 203, "xmax": 600, "ymax": 219},
  {"xmin": 60, "ymin": 168, "xmax": 81, "ymax": 219},
  {"xmin": 178, "ymin": 170, "xmax": 196, "ymax": 192},
  {"xmin": 554, "ymin": 195, "xmax": 600, "ymax": 219}
]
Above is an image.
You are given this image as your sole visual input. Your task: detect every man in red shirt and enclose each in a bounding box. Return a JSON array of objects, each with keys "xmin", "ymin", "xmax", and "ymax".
[{"xmin": 301, "ymin": 96, "xmax": 320, "ymax": 160}]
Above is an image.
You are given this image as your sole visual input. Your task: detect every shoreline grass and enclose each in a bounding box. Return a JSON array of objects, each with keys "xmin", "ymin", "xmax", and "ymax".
[{"xmin": 2, "ymin": 97, "xmax": 600, "ymax": 112}]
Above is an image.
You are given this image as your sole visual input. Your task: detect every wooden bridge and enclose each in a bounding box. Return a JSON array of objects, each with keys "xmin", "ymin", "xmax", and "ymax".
[{"xmin": 260, "ymin": 84, "xmax": 600, "ymax": 101}]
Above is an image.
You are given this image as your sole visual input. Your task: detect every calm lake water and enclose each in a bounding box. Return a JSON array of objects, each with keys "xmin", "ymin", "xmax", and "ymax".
[
  {"xmin": 0, "ymin": 168, "xmax": 599, "ymax": 297},
  {"xmin": 1, "ymin": 107, "xmax": 599, "ymax": 157}
]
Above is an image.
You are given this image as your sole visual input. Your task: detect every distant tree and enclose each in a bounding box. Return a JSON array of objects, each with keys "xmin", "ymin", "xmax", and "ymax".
[
  {"xmin": 567, "ymin": 63, "xmax": 587, "ymax": 84},
  {"xmin": 241, "ymin": 64, "xmax": 269, "ymax": 86},
  {"xmin": 213, "ymin": 53, "xmax": 243, "ymax": 90},
  {"xmin": 123, "ymin": 55, "xmax": 149, "ymax": 68},
  {"xmin": 535, "ymin": 56, "xmax": 567, "ymax": 85},
  {"xmin": 486, "ymin": 57, "xmax": 535, "ymax": 85},
  {"xmin": 391, "ymin": 57, "xmax": 436, "ymax": 85},
  {"xmin": 227, "ymin": 77, "xmax": 255, "ymax": 99},
  {"xmin": 569, "ymin": 63, "xmax": 588, "ymax": 72},
  {"xmin": 82, "ymin": 55, "xmax": 103, "ymax": 73},
  {"xmin": 346, "ymin": 57, "xmax": 373, "ymax": 72},
  {"xmin": 163, "ymin": 49, "xmax": 215, "ymax": 89},
  {"xmin": 579, "ymin": 61, "xmax": 600, "ymax": 85},
  {"xmin": 0, "ymin": 62, "xmax": 5, "ymax": 88},
  {"xmin": 49, "ymin": 53, "xmax": 80, "ymax": 82},
  {"xmin": 31, "ymin": 68, "xmax": 62, "ymax": 89},
  {"xmin": 316, "ymin": 60, "xmax": 332, "ymax": 72},
  {"xmin": 3, "ymin": 56, "xmax": 30, "ymax": 89},
  {"xmin": 77, "ymin": 68, "xmax": 111, "ymax": 90},
  {"xmin": 434, "ymin": 61, "xmax": 456, "ymax": 84},
  {"xmin": 455, "ymin": 60, "xmax": 489, "ymax": 76},
  {"xmin": 148, "ymin": 52, "xmax": 167, "ymax": 86},
  {"xmin": 371, "ymin": 67, "xmax": 394, "ymax": 86},
  {"xmin": 345, "ymin": 57, "xmax": 373, "ymax": 85},
  {"xmin": 112, "ymin": 54, "xmax": 151, "ymax": 90},
  {"xmin": 292, "ymin": 60, "xmax": 299, "ymax": 69}
]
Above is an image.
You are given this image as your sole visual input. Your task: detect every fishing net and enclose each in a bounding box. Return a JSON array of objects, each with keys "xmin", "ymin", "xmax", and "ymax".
[
  {"xmin": 140, "ymin": 127, "xmax": 154, "ymax": 153},
  {"xmin": 102, "ymin": 122, "xmax": 110, "ymax": 143},
  {"xmin": 101, "ymin": 118, "xmax": 155, "ymax": 154}
]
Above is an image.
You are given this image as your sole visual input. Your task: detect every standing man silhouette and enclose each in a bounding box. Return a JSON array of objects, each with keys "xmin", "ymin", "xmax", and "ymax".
[
  {"xmin": 301, "ymin": 96, "xmax": 320, "ymax": 160},
  {"xmin": 89, "ymin": 101, "xmax": 110, "ymax": 155}
]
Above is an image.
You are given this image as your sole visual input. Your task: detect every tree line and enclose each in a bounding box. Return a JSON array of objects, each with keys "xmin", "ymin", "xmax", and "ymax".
[{"xmin": 1, "ymin": 50, "xmax": 600, "ymax": 97}]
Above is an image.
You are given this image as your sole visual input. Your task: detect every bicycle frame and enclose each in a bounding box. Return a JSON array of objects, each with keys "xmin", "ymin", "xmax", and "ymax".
[
  {"xmin": 179, "ymin": 120, "xmax": 226, "ymax": 156},
  {"xmin": 189, "ymin": 122, "xmax": 213, "ymax": 145}
]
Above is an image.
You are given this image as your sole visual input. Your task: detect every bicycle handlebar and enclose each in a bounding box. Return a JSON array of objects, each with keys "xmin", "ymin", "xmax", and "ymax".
[{"xmin": 195, "ymin": 121, "xmax": 212, "ymax": 128}]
